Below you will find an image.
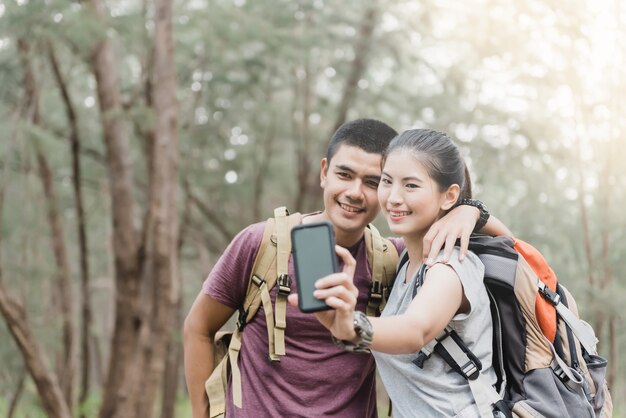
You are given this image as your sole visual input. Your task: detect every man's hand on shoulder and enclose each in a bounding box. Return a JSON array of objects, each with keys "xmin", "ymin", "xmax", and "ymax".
[{"xmin": 422, "ymin": 205, "xmax": 479, "ymax": 265}]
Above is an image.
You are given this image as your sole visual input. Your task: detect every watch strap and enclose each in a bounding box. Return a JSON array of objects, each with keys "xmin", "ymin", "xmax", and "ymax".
[
  {"xmin": 332, "ymin": 311, "xmax": 373, "ymax": 353},
  {"xmin": 456, "ymin": 198, "xmax": 490, "ymax": 233}
]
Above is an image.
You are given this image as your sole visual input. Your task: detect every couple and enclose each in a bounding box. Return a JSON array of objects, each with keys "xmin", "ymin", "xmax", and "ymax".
[{"xmin": 184, "ymin": 119, "xmax": 512, "ymax": 417}]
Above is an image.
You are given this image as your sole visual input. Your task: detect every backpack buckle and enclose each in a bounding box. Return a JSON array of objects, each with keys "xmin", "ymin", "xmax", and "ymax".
[
  {"xmin": 277, "ymin": 274, "xmax": 291, "ymax": 296},
  {"xmin": 251, "ymin": 274, "xmax": 265, "ymax": 288},
  {"xmin": 412, "ymin": 351, "xmax": 431, "ymax": 368},
  {"xmin": 236, "ymin": 309, "xmax": 248, "ymax": 331},
  {"xmin": 369, "ymin": 281, "xmax": 383, "ymax": 301},
  {"xmin": 461, "ymin": 361, "xmax": 480, "ymax": 380},
  {"xmin": 538, "ymin": 283, "xmax": 561, "ymax": 306}
]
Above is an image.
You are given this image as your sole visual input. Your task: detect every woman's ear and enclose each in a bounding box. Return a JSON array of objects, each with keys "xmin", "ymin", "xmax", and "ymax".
[{"xmin": 440, "ymin": 184, "xmax": 461, "ymax": 211}]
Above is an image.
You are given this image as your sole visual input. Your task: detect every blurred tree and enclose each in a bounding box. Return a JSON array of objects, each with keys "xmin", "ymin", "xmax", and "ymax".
[{"xmin": 0, "ymin": 0, "xmax": 624, "ymax": 415}]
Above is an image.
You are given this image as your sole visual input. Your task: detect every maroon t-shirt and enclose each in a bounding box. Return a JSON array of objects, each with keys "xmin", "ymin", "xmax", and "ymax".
[{"xmin": 203, "ymin": 220, "xmax": 403, "ymax": 417}]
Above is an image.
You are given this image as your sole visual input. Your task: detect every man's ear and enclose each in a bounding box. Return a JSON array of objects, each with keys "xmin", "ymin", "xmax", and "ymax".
[
  {"xmin": 440, "ymin": 184, "xmax": 461, "ymax": 211},
  {"xmin": 320, "ymin": 158, "xmax": 329, "ymax": 188}
]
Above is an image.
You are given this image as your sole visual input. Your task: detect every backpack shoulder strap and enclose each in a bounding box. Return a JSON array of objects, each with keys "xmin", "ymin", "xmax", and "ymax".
[
  {"xmin": 420, "ymin": 328, "xmax": 504, "ymax": 418},
  {"xmin": 364, "ymin": 223, "xmax": 399, "ymax": 316},
  {"xmin": 207, "ymin": 212, "xmax": 278, "ymax": 413},
  {"xmin": 273, "ymin": 207, "xmax": 301, "ymax": 357},
  {"xmin": 209, "ymin": 207, "xmax": 301, "ymax": 412},
  {"xmin": 238, "ymin": 214, "xmax": 279, "ymax": 329},
  {"xmin": 396, "ymin": 248, "xmax": 410, "ymax": 275},
  {"xmin": 408, "ymin": 244, "xmax": 503, "ymax": 418},
  {"xmin": 239, "ymin": 206, "xmax": 301, "ymax": 359}
]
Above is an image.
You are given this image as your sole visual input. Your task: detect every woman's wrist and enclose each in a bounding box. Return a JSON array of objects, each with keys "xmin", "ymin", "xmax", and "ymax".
[{"xmin": 332, "ymin": 311, "xmax": 373, "ymax": 353}]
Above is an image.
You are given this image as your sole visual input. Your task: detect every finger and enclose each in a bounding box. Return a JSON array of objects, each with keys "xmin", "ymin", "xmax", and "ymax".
[
  {"xmin": 315, "ymin": 272, "xmax": 357, "ymax": 294},
  {"xmin": 441, "ymin": 231, "xmax": 458, "ymax": 263},
  {"xmin": 314, "ymin": 285, "xmax": 358, "ymax": 307},
  {"xmin": 323, "ymin": 296, "xmax": 356, "ymax": 313},
  {"xmin": 458, "ymin": 229, "xmax": 470, "ymax": 261},
  {"xmin": 287, "ymin": 293, "xmax": 299, "ymax": 307},
  {"xmin": 335, "ymin": 245, "xmax": 356, "ymax": 279},
  {"xmin": 422, "ymin": 224, "xmax": 438, "ymax": 261},
  {"xmin": 425, "ymin": 230, "xmax": 446, "ymax": 266}
]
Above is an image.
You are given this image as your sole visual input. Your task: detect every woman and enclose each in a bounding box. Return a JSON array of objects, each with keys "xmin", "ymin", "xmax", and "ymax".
[{"xmin": 310, "ymin": 129, "xmax": 496, "ymax": 417}]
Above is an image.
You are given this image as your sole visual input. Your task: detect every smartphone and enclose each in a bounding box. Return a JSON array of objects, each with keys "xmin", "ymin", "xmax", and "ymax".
[{"xmin": 291, "ymin": 221, "xmax": 339, "ymax": 313}]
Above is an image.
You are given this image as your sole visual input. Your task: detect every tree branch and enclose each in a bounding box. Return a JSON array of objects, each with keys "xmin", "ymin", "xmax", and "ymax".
[
  {"xmin": 47, "ymin": 41, "xmax": 94, "ymax": 417},
  {"xmin": 184, "ymin": 180, "xmax": 236, "ymax": 244}
]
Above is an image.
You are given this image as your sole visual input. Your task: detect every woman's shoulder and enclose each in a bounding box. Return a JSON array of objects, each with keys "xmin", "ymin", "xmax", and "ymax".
[{"xmin": 432, "ymin": 247, "xmax": 485, "ymax": 284}]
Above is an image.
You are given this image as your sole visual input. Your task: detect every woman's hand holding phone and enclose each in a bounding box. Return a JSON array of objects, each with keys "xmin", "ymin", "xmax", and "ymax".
[{"xmin": 290, "ymin": 245, "xmax": 360, "ymax": 341}]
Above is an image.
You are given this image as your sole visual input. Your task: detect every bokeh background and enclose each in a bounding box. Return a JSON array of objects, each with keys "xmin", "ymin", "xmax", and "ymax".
[{"xmin": 0, "ymin": 0, "xmax": 624, "ymax": 416}]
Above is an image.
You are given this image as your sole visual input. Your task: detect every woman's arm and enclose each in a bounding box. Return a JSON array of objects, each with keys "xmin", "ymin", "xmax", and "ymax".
[
  {"xmin": 367, "ymin": 263, "xmax": 464, "ymax": 354},
  {"xmin": 306, "ymin": 247, "xmax": 465, "ymax": 355}
]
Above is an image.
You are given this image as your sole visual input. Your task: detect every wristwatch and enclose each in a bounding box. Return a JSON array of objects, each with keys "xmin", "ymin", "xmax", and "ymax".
[
  {"xmin": 456, "ymin": 198, "xmax": 490, "ymax": 233},
  {"xmin": 332, "ymin": 311, "xmax": 374, "ymax": 353}
]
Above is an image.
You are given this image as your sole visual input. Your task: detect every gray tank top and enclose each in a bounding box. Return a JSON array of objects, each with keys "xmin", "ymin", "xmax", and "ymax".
[{"xmin": 372, "ymin": 248, "xmax": 496, "ymax": 418}]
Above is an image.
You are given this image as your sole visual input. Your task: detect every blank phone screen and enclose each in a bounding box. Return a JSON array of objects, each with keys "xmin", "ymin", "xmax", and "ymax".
[{"xmin": 291, "ymin": 222, "xmax": 337, "ymax": 312}]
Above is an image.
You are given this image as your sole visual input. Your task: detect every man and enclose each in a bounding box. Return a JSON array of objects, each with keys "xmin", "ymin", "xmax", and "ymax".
[{"xmin": 184, "ymin": 119, "xmax": 508, "ymax": 417}]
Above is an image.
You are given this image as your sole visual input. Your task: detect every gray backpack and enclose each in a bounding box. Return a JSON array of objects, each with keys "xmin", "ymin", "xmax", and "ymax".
[{"xmin": 406, "ymin": 235, "xmax": 612, "ymax": 418}]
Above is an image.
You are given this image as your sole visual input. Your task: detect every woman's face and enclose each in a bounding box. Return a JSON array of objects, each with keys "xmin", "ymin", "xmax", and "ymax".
[{"xmin": 378, "ymin": 151, "xmax": 455, "ymax": 238}]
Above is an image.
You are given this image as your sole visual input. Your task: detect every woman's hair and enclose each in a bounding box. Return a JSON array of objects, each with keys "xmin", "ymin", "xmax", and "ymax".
[{"xmin": 382, "ymin": 129, "xmax": 472, "ymax": 200}]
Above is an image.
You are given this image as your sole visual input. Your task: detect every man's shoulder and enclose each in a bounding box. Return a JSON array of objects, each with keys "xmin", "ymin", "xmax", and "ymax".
[
  {"xmin": 385, "ymin": 236, "xmax": 405, "ymax": 254},
  {"xmin": 231, "ymin": 220, "xmax": 267, "ymax": 246}
]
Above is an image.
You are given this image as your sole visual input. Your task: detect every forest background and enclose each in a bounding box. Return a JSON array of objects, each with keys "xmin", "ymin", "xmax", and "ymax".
[{"xmin": 0, "ymin": 0, "xmax": 624, "ymax": 417}]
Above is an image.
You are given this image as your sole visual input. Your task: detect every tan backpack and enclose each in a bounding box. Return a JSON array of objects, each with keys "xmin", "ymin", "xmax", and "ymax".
[{"xmin": 205, "ymin": 207, "xmax": 398, "ymax": 417}]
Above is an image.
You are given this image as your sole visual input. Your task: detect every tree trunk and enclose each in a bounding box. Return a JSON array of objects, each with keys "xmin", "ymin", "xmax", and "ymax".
[
  {"xmin": 252, "ymin": 77, "xmax": 278, "ymax": 220},
  {"xmin": 330, "ymin": 7, "xmax": 378, "ymax": 134},
  {"xmin": 160, "ymin": 309, "xmax": 183, "ymax": 418},
  {"xmin": 6, "ymin": 368, "xmax": 26, "ymax": 418},
  {"xmin": 0, "ymin": 95, "xmax": 70, "ymax": 418},
  {"xmin": 293, "ymin": 53, "xmax": 313, "ymax": 212},
  {"xmin": 304, "ymin": 7, "xmax": 379, "ymax": 211},
  {"xmin": 17, "ymin": 37, "xmax": 76, "ymax": 411},
  {"xmin": 86, "ymin": 2, "xmax": 142, "ymax": 418},
  {"xmin": 186, "ymin": 183, "xmax": 235, "ymax": 244},
  {"xmin": 46, "ymin": 43, "xmax": 94, "ymax": 418},
  {"xmin": 159, "ymin": 198, "xmax": 189, "ymax": 418},
  {"xmin": 132, "ymin": 0, "xmax": 180, "ymax": 414},
  {"xmin": 607, "ymin": 315, "xmax": 616, "ymax": 390},
  {"xmin": 34, "ymin": 150, "xmax": 77, "ymax": 407},
  {"xmin": 0, "ymin": 288, "xmax": 71, "ymax": 418}
]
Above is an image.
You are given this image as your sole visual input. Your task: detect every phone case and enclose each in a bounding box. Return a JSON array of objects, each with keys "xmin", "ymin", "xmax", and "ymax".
[{"xmin": 291, "ymin": 221, "xmax": 338, "ymax": 313}]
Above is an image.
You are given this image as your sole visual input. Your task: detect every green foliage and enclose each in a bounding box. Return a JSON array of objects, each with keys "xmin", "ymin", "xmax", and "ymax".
[{"xmin": 0, "ymin": 0, "xmax": 625, "ymax": 413}]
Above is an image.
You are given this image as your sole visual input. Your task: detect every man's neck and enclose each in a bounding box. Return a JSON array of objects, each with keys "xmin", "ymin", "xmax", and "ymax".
[{"xmin": 335, "ymin": 230, "xmax": 365, "ymax": 248}]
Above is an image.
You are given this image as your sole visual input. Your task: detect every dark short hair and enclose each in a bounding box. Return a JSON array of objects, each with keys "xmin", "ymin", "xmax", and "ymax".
[
  {"xmin": 382, "ymin": 129, "xmax": 472, "ymax": 200},
  {"xmin": 326, "ymin": 119, "xmax": 398, "ymax": 162}
]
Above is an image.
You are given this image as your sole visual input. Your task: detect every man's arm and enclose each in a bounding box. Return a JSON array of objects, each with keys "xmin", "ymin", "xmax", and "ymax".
[
  {"xmin": 183, "ymin": 291, "xmax": 236, "ymax": 418},
  {"xmin": 423, "ymin": 205, "xmax": 513, "ymax": 265},
  {"xmin": 480, "ymin": 213, "xmax": 512, "ymax": 237}
]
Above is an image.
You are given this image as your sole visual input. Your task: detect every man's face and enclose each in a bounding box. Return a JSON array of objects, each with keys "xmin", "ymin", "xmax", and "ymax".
[{"xmin": 320, "ymin": 144, "xmax": 383, "ymax": 245}]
